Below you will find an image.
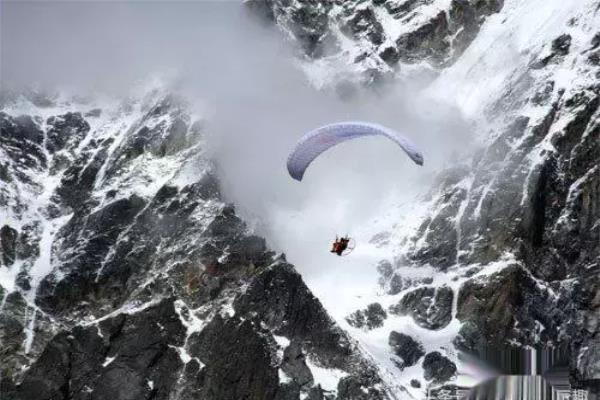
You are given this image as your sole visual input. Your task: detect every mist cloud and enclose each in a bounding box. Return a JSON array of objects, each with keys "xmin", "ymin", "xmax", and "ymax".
[{"xmin": 1, "ymin": 1, "xmax": 473, "ymax": 285}]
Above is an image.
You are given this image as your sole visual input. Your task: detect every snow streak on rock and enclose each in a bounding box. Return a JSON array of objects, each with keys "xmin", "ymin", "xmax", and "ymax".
[
  {"xmin": 248, "ymin": 0, "xmax": 600, "ymax": 397},
  {"xmin": 246, "ymin": 0, "xmax": 503, "ymax": 88},
  {"xmin": 0, "ymin": 87, "xmax": 391, "ymax": 399}
]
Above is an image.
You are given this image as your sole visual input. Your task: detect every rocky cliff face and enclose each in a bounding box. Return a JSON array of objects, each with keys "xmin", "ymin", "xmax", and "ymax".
[
  {"xmin": 405, "ymin": 4, "xmax": 600, "ymax": 387},
  {"xmin": 246, "ymin": 0, "xmax": 503, "ymax": 87},
  {"xmin": 2, "ymin": 0, "xmax": 600, "ymax": 399},
  {"xmin": 0, "ymin": 91, "xmax": 390, "ymax": 399},
  {"xmin": 246, "ymin": 0, "xmax": 600, "ymax": 397}
]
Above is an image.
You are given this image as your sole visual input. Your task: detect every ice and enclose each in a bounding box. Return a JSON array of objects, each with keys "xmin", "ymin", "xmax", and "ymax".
[
  {"xmin": 174, "ymin": 300, "xmax": 206, "ymax": 336},
  {"xmin": 102, "ymin": 355, "xmax": 117, "ymax": 367},
  {"xmin": 170, "ymin": 345, "xmax": 192, "ymax": 364},
  {"xmin": 273, "ymin": 334, "xmax": 291, "ymax": 349},
  {"xmin": 81, "ymin": 298, "xmax": 162, "ymax": 327},
  {"xmin": 278, "ymin": 369, "xmax": 292, "ymax": 384},
  {"xmin": 23, "ymin": 308, "xmax": 37, "ymax": 354}
]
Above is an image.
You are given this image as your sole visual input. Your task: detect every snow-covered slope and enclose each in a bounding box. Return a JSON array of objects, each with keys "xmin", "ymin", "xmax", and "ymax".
[
  {"xmin": 249, "ymin": 0, "xmax": 600, "ymax": 398},
  {"xmin": 0, "ymin": 88, "xmax": 393, "ymax": 399},
  {"xmin": 2, "ymin": 0, "xmax": 599, "ymax": 399},
  {"xmin": 246, "ymin": 0, "xmax": 503, "ymax": 88},
  {"xmin": 408, "ymin": 0, "xmax": 600, "ymax": 388}
]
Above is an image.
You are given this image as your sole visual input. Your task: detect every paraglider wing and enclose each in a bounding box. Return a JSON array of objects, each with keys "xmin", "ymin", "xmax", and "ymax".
[{"xmin": 287, "ymin": 121, "xmax": 424, "ymax": 181}]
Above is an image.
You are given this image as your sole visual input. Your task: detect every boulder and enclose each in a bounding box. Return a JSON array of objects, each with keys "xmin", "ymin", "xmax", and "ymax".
[
  {"xmin": 389, "ymin": 286, "xmax": 454, "ymax": 330},
  {"xmin": 410, "ymin": 379, "xmax": 421, "ymax": 388},
  {"xmin": 0, "ymin": 225, "xmax": 18, "ymax": 266},
  {"xmin": 345, "ymin": 303, "xmax": 387, "ymax": 330},
  {"xmin": 337, "ymin": 371, "xmax": 386, "ymax": 400},
  {"xmin": 422, "ymin": 352, "xmax": 457, "ymax": 383},
  {"xmin": 552, "ymin": 34, "xmax": 572, "ymax": 56},
  {"xmin": 388, "ymin": 331, "xmax": 425, "ymax": 369}
]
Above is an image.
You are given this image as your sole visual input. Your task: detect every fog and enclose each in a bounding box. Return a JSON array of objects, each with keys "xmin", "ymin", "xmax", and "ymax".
[{"xmin": 1, "ymin": 1, "xmax": 473, "ymax": 310}]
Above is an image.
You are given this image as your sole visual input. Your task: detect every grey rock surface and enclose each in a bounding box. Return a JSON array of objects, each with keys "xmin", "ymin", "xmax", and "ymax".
[
  {"xmin": 422, "ymin": 352, "xmax": 457, "ymax": 383},
  {"xmin": 345, "ymin": 303, "xmax": 387, "ymax": 330},
  {"xmin": 388, "ymin": 331, "xmax": 425, "ymax": 369},
  {"xmin": 0, "ymin": 92, "xmax": 390, "ymax": 399},
  {"xmin": 389, "ymin": 286, "xmax": 453, "ymax": 330}
]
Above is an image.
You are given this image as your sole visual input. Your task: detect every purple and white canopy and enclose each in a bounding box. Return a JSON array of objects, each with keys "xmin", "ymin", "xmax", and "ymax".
[{"xmin": 286, "ymin": 121, "xmax": 424, "ymax": 181}]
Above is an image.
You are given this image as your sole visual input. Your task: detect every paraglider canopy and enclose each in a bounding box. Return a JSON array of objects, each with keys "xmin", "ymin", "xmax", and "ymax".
[{"xmin": 287, "ymin": 121, "xmax": 424, "ymax": 181}]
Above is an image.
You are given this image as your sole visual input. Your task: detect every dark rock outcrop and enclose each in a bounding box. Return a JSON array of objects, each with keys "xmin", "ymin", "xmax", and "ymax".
[
  {"xmin": 337, "ymin": 371, "xmax": 386, "ymax": 400},
  {"xmin": 234, "ymin": 262, "xmax": 352, "ymax": 368},
  {"xmin": 4, "ymin": 0, "xmax": 599, "ymax": 396},
  {"xmin": 345, "ymin": 303, "xmax": 387, "ymax": 330},
  {"xmin": 422, "ymin": 352, "xmax": 457, "ymax": 383},
  {"xmin": 0, "ymin": 225, "xmax": 18, "ymax": 266},
  {"xmin": 402, "ymin": 38, "xmax": 600, "ymax": 380},
  {"xmin": 234, "ymin": 262, "xmax": 388, "ymax": 396},
  {"xmin": 389, "ymin": 285, "xmax": 454, "ymax": 330},
  {"xmin": 246, "ymin": 0, "xmax": 504, "ymax": 83},
  {"xmin": 192, "ymin": 314, "xmax": 280, "ymax": 400},
  {"xmin": 36, "ymin": 194, "xmax": 148, "ymax": 314},
  {"xmin": 45, "ymin": 112, "xmax": 90, "ymax": 153},
  {"xmin": 552, "ymin": 34, "xmax": 572, "ymax": 56},
  {"xmin": 0, "ymin": 113, "xmax": 46, "ymax": 171},
  {"xmin": 245, "ymin": 0, "xmax": 334, "ymax": 58},
  {"xmin": 0, "ymin": 94, "xmax": 390, "ymax": 399},
  {"xmin": 378, "ymin": 270, "xmax": 434, "ymax": 295},
  {"xmin": 7, "ymin": 299, "xmax": 185, "ymax": 400},
  {"xmin": 455, "ymin": 265, "xmax": 554, "ymax": 351},
  {"xmin": 396, "ymin": 11, "xmax": 450, "ymax": 64},
  {"xmin": 341, "ymin": 6, "xmax": 384, "ymax": 46},
  {"xmin": 388, "ymin": 331, "xmax": 425, "ymax": 369}
]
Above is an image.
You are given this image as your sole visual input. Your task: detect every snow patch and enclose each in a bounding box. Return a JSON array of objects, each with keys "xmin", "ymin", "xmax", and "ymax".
[
  {"xmin": 273, "ymin": 334, "xmax": 291, "ymax": 349},
  {"xmin": 305, "ymin": 356, "xmax": 348, "ymax": 393},
  {"xmin": 102, "ymin": 355, "xmax": 117, "ymax": 368},
  {"xmin": 278, "ymin": 369, "xmax": 293, "ymax": 384}
]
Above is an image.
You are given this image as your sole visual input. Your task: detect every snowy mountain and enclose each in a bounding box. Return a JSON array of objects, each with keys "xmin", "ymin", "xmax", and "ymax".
[
  {"xmin": 0, "ymin": 90, "xmax": 391, "ymax": 399},
  {"xmin": 246, "ymin": 0, "xmax": 502, "ymax": 88},
  {"xmin": 1, "ymin": 0, "xmax": 599, "ymax": 399},
  {"xmin": 247, "ymin": 0, "xmax": 600, "ymax": 397}
]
